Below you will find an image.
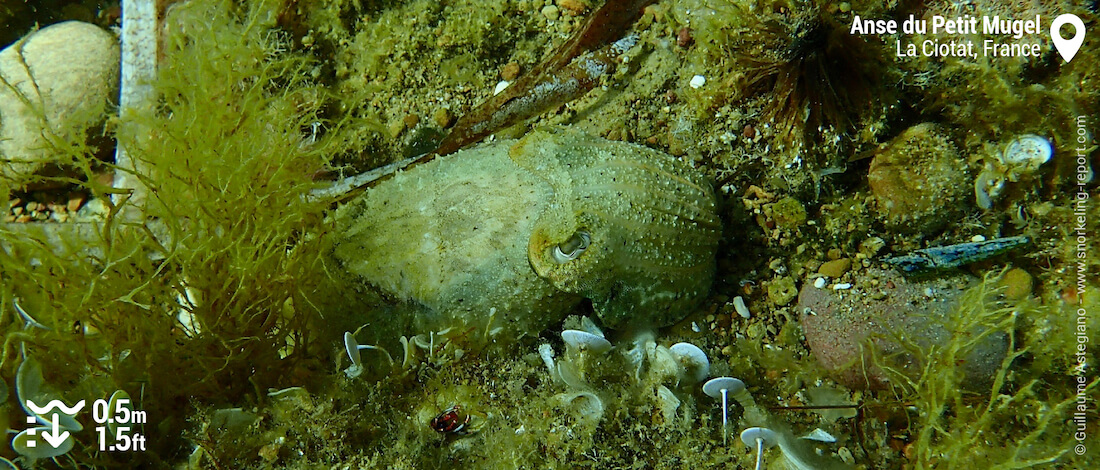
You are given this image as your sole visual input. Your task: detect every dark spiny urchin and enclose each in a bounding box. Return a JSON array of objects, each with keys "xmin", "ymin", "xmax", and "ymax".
[{"xmin": 733, "ymin": 8, "xmax": 886, "ymax": 152}]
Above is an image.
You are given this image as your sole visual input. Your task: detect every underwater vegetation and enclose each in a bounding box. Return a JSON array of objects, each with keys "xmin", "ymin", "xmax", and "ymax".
[
  {"xmin": 0, "ymin": 0, "xmax": 1095, "ymax": 468},
  {"xmin": 1, "ymin": 0, "xmax": 343, "ymax": 465}
]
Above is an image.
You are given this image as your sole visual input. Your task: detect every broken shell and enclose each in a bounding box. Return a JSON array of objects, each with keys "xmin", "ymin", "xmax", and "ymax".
[
  {"xmin": 733, "ymin": 295, "xmax": 751, "ymax": 319},
  {"xmin": 561, "ymin": 329, "xmax": 612, "ymax": 354},
  {"xmin": 669, "ymin": 342, "xmax": 710, "ymax": 384},
  {"xmin": 555, "ymin": 391, "xmax": 604, "ymax": 426},
  {"xmin": 1001, "ymin": 134, "xmax": 1052, "ymax": 170}
]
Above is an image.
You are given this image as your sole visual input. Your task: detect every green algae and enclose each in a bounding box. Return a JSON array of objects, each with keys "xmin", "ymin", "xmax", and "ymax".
[{"xmin": 2, "ymin": 0, "xmax": 343, "ymax": 464}]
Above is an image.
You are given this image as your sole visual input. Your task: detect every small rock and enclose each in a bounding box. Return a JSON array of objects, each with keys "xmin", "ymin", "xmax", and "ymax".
[
  {"xmin": 500, "ymin": 62, "xmax": 520, "ymax": 81},
  {"xmin": 767, "ymin": 276, "xmax": 798, "ymax": 306},
  {"xmin": 66, "ymin": 195, "xmax": 84, "ymax": 212},
  {"xmin": 818, "ymin": 258, "xmax": 852, "ymax": 278},
  {"xmin": 387, "ymin": 119, "xmax": 406, "ymax": 139},
  {"xmin": 677, "ymin": 27, "xmax": 693, "ymax": 48},
  {"xmin": 868, "ymin": 123, "xmax": 969, "ymax": 234},
  {"xmin": 403, "ymin": 113, "xmax": 420, "ymax": 129},
  {"xmin": 433, "ymin": 108, "xmax": 454, "ymax": 129},
  {"xmin": 1000, "ymin": 268, "xmax": 1032, "ymax": 300},
  {"xmin": 769, "ymin": 196, "xmax": 807, "ymax": 230},
  {"xmin": 556, "ymin": 0, "xmax": 588, "ymax": 16},
  {"xmin": 798, "ymin": 268, "xmax": 1007, "ymax": 390},
  {"xmin": 0, "ymin": 22, "xmax": 119, "ymax": 183},
  {"xmin": 258, "ymin": 441, "xmax": 281, "ymax": 463},
  {"xmin": 541, "ymin": 5, "xmax": 560, "ymax": 20}
]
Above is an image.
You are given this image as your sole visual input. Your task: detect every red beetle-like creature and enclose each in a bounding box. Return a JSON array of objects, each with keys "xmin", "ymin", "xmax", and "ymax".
[{"xmin": 430, "ymin": 404, "xmax": 472, "ymax": 435}]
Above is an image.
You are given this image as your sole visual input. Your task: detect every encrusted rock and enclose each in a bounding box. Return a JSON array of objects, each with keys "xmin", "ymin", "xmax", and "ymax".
[{"xmin": 868, "ymin": 123, "xmax": 969, "ymax": 234}]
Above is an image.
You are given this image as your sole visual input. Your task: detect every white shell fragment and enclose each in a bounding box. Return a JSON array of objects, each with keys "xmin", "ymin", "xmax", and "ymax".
[
  {"xmin": 669, "ymin": 342, "xmax": 710, "ymax": 383},
  {"xmin": 733, "ymin": 295, "xmax": 751, "ymax": 319},
  {"xmin": 538, "ymin": 343, "xmax": 556, "ymax": 375},
  {"xmin": 561, "ymin": 329, "xmax": 612, "ymax": 354},
  {"xmin": 801, "ymin": 428, "xmax": 838, "ymax": 443},
  {"xmin": 690, "ymin": 75, "xmax": 706, "ymax": 88},
  {"xmin": 1001, "ymin": 134, "xmax": 1052, "ymax": 169},
  {"xmin": 813, "ymin": 277, "xmax": 827, "ymax": 289}
]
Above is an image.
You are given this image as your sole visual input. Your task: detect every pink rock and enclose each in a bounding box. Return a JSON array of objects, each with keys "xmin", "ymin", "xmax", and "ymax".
[{"xmin": 798, "ymin": 268, "xmax": 1007, "ymax": 390}]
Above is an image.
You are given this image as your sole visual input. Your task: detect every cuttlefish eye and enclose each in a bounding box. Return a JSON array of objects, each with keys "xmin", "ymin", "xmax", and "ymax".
[{"xmin": 551, "ymin": 231, "xmax": 591, "ymax": 263}]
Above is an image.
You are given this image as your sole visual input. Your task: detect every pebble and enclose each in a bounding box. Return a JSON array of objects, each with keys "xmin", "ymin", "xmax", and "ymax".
[
  {"xmin": 433, "ymin": 108, "xmax": 454, "ymax": 128},
  {"xmin": 387, "ymin": 119, "xmax": 406, "ymax": 139},
  {"xmin": 677, "ymin": 27, "xmax": 693, "ymax": 48},
  {"xmin": 813, "ymin": 277, "xmax": 827, "ymax": 289},
  {"xmin": 501, "ymin": 62, "xmax": 520, "ymax": 81},
  {"xmin": 767, "ymin": 276, "xmax": 798, "ymax": 306},
  {"xmin": 556, "ymin": 0, "xmax": 587, "ymax": 15},
  {"xmin": 689, "ymin": 75, "xmax": 705, "ymax": 89},
  {"xmin": 1, "ymin": 22, "xmax": 119, "ymax": 183},
  {"xmin": 541, "ymin": 5, "xmax": 560, "ymax": 20},
  {"xmin": 818, "ymin": 258, "xmax": 851, "ymax": 278},
  {"xmin": 1000, "ymin": 268, "xmax": 1033, "ymax": 300},
  {"xmin": 66, "ymin": 195, "xmax": 84, "ymax": 212}
]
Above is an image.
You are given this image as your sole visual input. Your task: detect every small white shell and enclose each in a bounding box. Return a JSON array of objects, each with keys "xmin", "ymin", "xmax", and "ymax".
[
  {"xmin": 1001, "ymin": 134, "xmax": 1052, "ymax": 169},
  {"xmin": 801, "ymin": 428, "xmax": 838, "ymax": 443},
  {"xmin": 655, "ymin": 385, "xmax": 681, "ymax": 422},
  {"xmin": 561, "ymin": 329, "xmax": 612, "ymax": 354},
  {"xmin": 669, "ymin": 342, "xmax": 710, "ymax": 383},
  {"xmin": 733, "ymin": 296, "xmax": 751, "ymax": 319},
  {"xmin": 555, "ymin": 391, "xmax": 604, "ymax": 426}
]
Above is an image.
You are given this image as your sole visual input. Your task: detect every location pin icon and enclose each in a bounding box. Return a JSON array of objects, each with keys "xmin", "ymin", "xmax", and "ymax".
[{"xmin": 1050, "ymin": 14, "xmax": 1085, "ymax": 62}]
